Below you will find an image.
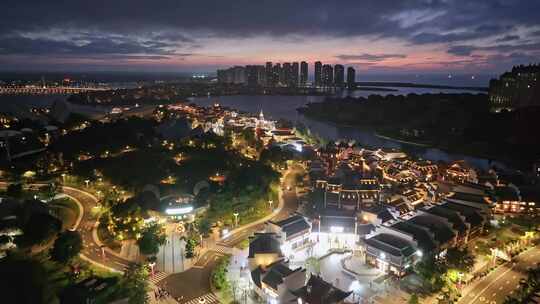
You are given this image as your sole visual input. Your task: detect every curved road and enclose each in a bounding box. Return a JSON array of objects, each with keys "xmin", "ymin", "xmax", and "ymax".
[
  {"xmin": 62, "ymin": 186, "xmax": 132, "ymax": 272},
  {"xmin": 0, "ymin": 181, "xmax": 132, "ymax": 273}
]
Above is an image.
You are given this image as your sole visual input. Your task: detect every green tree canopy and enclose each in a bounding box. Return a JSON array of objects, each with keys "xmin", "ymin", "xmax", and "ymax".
[
  {"xmin": 185, "ymin": 238, "xmax": 198, "ymax": 259},
  {"xmin": 137, "ymin": 223, "xmax": 166, "ymax": 256},
  {"xmin": 197, "ymin": 218, "xmax": 212, "ymax": 237},
  {"xmin": 408, "ymin": 294, "xmax": 420, "ymax": 304},
  {"xmin": 120, "ymin": 263, "xmax": 149, "ymax": 304},
  {"xmin": 415, "ymin": 255, "xmax": 446, "ymax": 292},
  {"xmin": 50, "ymin": 230, "xmax": 83, "ymax": 264},
  {"xmin": 445, "ymin": 248, "xmax": 475, "ymax": 273}
]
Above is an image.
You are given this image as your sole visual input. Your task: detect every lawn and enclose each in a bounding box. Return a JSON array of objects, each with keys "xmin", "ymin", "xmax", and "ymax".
[{"xmin": 49, "ymin": 198, "xmax": 81, "ymax": 230}]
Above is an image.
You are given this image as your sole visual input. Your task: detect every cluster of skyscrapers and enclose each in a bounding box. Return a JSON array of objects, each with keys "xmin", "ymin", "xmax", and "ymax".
[{"xmin": 217, "ymin": 61, "xmax": 356, "ymax": 89}]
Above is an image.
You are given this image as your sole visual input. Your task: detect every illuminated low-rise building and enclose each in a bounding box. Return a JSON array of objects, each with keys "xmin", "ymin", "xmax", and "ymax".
[
  {"xmin": 494, "ymin": 186, "xmax": 540, "ymax": 214},
  {"xmin": 314, "ymin": 177, "xmax": 381, "ymax": 211},
  {"xmin": 266, "ymin": 215, "xmax": 311, "ymax": 259},
  {"xmin": 248, "ymin": 232, "xmax": 284, "ymax": 271},
  {"xmin": 161, "ymin": 194, "xmax": 196, "ymax": 221},
  {"xmin": 311, "ymin": 209, "xmax": 360, "ymax": 252},
  {"xmin": 362, "ymin": 233, "xmax": 418, "ymax": 277},
  {"xmin": 445, "ymin": 161, "xmax": 478, "ymax": 183},
  {"xmin": 251, "ymin": 259, "xmax": 306, "ymax": 304}
]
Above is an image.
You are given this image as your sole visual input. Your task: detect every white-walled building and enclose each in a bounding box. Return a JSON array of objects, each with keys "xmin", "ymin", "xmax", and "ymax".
[{"xmin": 266, "ymin": 215, "xmax": 311, "ymax": 259}]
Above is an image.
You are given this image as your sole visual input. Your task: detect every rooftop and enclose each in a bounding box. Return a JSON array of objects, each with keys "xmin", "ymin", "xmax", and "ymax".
[
  {"xmin": 270, "ymin": 215, "xmax": 311, "ymax": 238},
  {"xmin": 365, "ymin": 233, "xmax": 416, "ymax": 257},
  {"xmin": 290, "ymin": 274, "xmax": 352, "ymax": 304},
  {"xmin": 423, "ymin": 205, "xmax": 467, "ymax": 234},
  {"xmin": 440, "ymin": 202, "xmax": 485, "ymax": 227},
  {"xmin": 391, "ymin": 221, "xmax": 436, "ymax": 253},
  {"xmin": 447, "ymin": 192, "xmax": 489, "ymax": 205},
  {"xmin": 248, "ymin": 233, "xmax": 283, "ymax": 258},
  {"xmin": 408, "ymin": 215, "xmax": 455, "ymax": 245},
  {"xmin": 260, "ymin": 260, "xmax": 301, "ymax": 290}
]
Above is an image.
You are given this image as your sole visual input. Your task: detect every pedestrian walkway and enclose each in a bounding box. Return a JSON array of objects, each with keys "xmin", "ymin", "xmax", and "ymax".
[
  {"xmin": 156, "ymin": 231, "xmax": 186, "ymax": 273},
  {"xmin": 211, "ymin": 245, "xmax": 231, "ymax": 255},
  {"xmin": 181, "ymin": 293, "xmax": 219, "ymax": 304},
  {"xmin": 149, "ymin": 271, "xmax": 170, "ymax": 285}
]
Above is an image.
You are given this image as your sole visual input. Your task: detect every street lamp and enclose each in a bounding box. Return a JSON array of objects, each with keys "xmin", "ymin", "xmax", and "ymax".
[
  {"xmin": 61, "ymin": 173, "xmax": 66, "ymax": 182},
  {"xmin": 233, "ymin": 212, "xmax": 239, "ymax": 227},
  {"xmin": 268, "ymin": 200, "xmax": 274, "ymax": 210},
  {"xmin": 149, "ymin": 262, "xmax": 156, "ymax": 277},
  {"xmin": 84, "ymin": 179, "xmax": 90, "ymax": 188}
]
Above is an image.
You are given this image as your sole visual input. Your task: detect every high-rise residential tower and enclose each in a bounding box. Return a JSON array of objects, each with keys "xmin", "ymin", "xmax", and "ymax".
[
  {"xmin": 292, "ymin": 62, "xmax": 299, "ymax": 87},
  {"xmin": 282, "ymin": 62, "xmax": 291, "ymax": 86},
  {"xmin": 322, "ymin": 64, "xmax": 333, "ymax": 87},
  {"xmin": 265, "ymin": 61, "xmax": 273, "ymax": 87},
  {"xmin": 314, "ymin": 61, "xmax": 322, "ymax": 87},
  {"xmin": 334, "ymin": 64, "xmax": 344, "ymax": 87},
  {"xmin": 300, "ymin": 61, "xmax": 308, "ymax": 86},
  {"xmin": 273, "ymin": 63, "xmax": 281, "ymax": 87},
  {"xmin": 347, "ymin": 66, "xmax": 356, "ymax": 88}
]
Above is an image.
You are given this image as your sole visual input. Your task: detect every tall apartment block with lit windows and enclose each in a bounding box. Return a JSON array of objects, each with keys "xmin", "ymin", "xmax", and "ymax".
[{"xmin": 489, "ymin": 64, "xmax": 540, "ymax": 112}]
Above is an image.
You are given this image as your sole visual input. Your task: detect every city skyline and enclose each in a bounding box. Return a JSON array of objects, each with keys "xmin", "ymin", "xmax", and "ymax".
[
  {"xmin": 217, "ymin": 61, "xmax": 356, "ymax": 87},
  {"xmin": 0, "ymin": 1, "xmax": 539, "ymax": 73}
]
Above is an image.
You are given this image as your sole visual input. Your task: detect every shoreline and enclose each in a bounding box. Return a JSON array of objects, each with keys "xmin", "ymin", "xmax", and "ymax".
[
  {"xmin": 297, "ymin": 112, "xmax": 526, "ymax": 170},
  {"xmin": 373, "ymin": 132, "xmax": 431, "ymax": 147}
]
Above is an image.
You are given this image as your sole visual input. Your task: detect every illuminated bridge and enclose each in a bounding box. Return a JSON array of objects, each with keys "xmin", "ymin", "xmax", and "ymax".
[{"xmin": 0, "ymin": 86, "xmax": 110, "ymax": 95}]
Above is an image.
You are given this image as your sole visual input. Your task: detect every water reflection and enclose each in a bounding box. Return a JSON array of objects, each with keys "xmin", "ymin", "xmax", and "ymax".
[{"xmin": 189, "ymin": 93, "xmax": 507, "ymax": 171}]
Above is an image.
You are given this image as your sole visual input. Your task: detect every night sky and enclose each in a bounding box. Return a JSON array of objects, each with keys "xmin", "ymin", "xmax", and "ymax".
[{"xmin": 1, "ymin": 0, "xmax": 539, "ymax": 74}]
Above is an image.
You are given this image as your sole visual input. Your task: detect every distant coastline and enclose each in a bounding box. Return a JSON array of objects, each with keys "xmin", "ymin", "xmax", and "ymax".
[
  {"xmin": 353, "ymin": 86, "xmax": 398, "ymax": 92},
  {"xmin": 355, "ymin": 81, "xmax": 488, "ymax": 92},
  {"xmin": 373, "ymin": 132, "xmax": 431, "ymax": 147}
]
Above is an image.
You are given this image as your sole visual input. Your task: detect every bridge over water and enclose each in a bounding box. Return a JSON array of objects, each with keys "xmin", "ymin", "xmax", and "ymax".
[{"xmin": 0, "ymin": 86, "xmax": 110, "ymax": 95}]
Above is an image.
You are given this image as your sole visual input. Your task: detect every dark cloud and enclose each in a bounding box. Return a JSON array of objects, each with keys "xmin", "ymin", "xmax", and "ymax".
[
  {"xmin": 1, "ymin": 1, "xmax": 538, "ymax": 41},
  {"xmin": 448, "ymin": 42, "xmax": 540, "ymax": 56},
  {"xmin": 410, "ymin": 24, "xmax": 513, "ymax": 45},
  {"xmin": 335, "ymin": 53, "xmax": 406, "ymax": 62},
  {"xmin": 150, "ymin": 32, "xmax": 195, "ymax": 43},
  {"xmin": 447, "ymin": 45, "xmax": 476, "ymax": 56},
  {"xmin": 495, "ymin": 35, "xmax": 521, "ymax": 43},
  {"xmin": 0, "ymin": 0, "xmax": 539, "ymax": 70},
  {"xmin": 0, "ymin": 34, "xmax": 183, "ymax": 56}
]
